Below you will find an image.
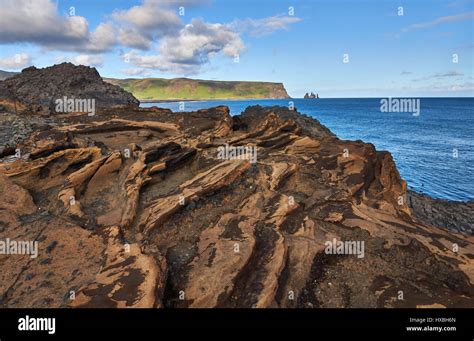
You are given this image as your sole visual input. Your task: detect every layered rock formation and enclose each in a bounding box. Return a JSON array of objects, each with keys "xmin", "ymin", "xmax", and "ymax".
[
  {"xmin": 0, "ymin": 103, "xmax": 472, "ymax": 308},
  {"xmin": 0, "ymin": 63, "xmax": 139, "ymax": 115}
]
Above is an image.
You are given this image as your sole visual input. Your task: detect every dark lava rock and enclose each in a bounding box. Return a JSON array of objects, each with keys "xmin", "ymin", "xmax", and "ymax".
[
  {"xmin": 0, "ymin": 63, "xmax": 139, "ymax": 114},
  {"xmin": 408, "ymin": 190, "xmax": 474, "ymax": 235}
]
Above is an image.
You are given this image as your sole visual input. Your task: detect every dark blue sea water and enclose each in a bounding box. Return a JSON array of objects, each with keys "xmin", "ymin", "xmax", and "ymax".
[{"xmin": 142, "ymin": 98, "xmax": 474, "ymax": 202}]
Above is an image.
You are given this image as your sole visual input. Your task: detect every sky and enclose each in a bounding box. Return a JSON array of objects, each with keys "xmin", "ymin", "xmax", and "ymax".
[{"xmin": 0, "ymin": 0, "xmax": 473, "ymax": 97}]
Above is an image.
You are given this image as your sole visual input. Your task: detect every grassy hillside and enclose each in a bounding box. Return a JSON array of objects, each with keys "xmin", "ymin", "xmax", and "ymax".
[{"xmin": 104, "ymin": 77, "xmax": 290, "ymax": 101}]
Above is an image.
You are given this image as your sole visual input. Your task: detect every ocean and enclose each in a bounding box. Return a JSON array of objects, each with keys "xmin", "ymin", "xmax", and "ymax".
[{"xmin": 141, "ymin": 98, "xmax": 474, "ymax": 202}]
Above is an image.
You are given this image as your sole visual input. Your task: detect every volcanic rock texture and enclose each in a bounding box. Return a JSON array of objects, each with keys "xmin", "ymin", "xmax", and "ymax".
[
  {"xmin": 0, "ymin": 104, "xmax": 472, "ymax": 308},
  {"xmin": 0, "ymin": 63, "xmax": 139, "ymax": 116}
]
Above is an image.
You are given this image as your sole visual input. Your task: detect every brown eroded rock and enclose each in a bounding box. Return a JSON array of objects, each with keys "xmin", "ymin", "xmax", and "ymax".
[
  {"xmin": 70, "ymin": 226, "xmax": 166, "ymax": 308},
  {"xmin": 0, "ymin": 173, "xmax": 36, "ymax": 216},
  {"xmin": 0, "ymin": 103, "xmax": 472, "ymax": 309},
  {"xmin": 0, "ymin": 173, "xmax": 37, "ymax": 231},
  {"xmin": 0, "ymin": 215, "xmax": 105, "ymax": 308}
]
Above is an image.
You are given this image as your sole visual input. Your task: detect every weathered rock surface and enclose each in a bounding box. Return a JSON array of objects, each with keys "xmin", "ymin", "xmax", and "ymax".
[
  {"xmin": 0, "ymin": 104, "xmax": 472, "ymax": 308},
  {"xmin": 0, "ymin": 63, "xmax": 139, "ymax": 115},
  {"xmin": 408, "ymin": 190, "xmax": 474, "ymax": 236}
]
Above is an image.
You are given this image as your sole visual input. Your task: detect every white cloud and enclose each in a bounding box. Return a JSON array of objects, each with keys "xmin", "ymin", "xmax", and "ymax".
[
  {"xmin": 121, "ymin": 68, "xmax": 151, "ymax": 77},
  {"xmin": 412, "ymin": 71, "xmax": 465, "ymax": 81},
  {"xmin": 73, "ymin": 55, "xmax": 104, "ymax": 67},
  {"xmin": 119, "ymin": 12, "xmax": 302, "ymax": 74},
  {"xmin": 161, "ymin": 19, "xmax": 244, "ymax": 62},
  {"xmin": 123, "ymin": 19, "xmax": 245, "ymax": 74},
  {"xmin": 118, "ymin": 28, "xmax": 152, "ymax": 50},
  {"xmin": 111, "ymin": 0, "xmax": 182, "ymax": 49},
  {"xmin": 112, "ymin": 1, "xmax": 181, "ymax": 33},
  {"xmin": 0, "ymin": 53, "xmax": 32, "ymax": 70},
  {"xmin": 85, "ymin": 23, "xmax": 117, "ymax": 52},
  {"xmin": 0, "ymin": 0, "xmax": 89, "ymax": 47},
  {"xmin": 402, "ymin": 11, "xmax": 474, "ymax": 32},
  {"xmin": 0, "ymin": 0, "xmax": 299, "ymax": 75},
  {"xmin": 432, "ymin": 71, "xmax": 464, "ymax": 77},
  {"xmin": 230, "ymin": 14, "xmax": 302, "ymax": 37},
  {"xmin": 0, "ymin": 0, "xmax": 118, "ymax": 53},
  {"xmin": 111, "ymin": 0, "xmax": 215, "ymax": 50},
  {"xmin": 55, "ymin": 54, "xmax": 104, "ymax": 67},
  {"xmin": 123, "ymin": 52, "xmax": 194, "ymax": 75}
]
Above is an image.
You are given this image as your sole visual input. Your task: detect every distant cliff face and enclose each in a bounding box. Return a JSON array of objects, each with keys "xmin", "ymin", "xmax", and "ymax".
[
  {"xmin": 104, "ymin": 77, "xmax": 290, "ymax": 100},
  {"xmin": 0, "ymin": 63, "xmax": 139, "ymax": 114}
]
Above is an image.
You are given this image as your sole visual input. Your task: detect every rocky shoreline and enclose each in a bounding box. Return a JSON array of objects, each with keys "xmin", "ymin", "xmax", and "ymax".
[
  {"xmin": 408, "ymin": 191, "xmax": 473, "ymax": 236},
  {"xmin": 1, "ymin": 110, "xmax": 470, "ymax": 237},
  {"xmin": 0, "ymin": 64, "xmax": 472, "ymax": 308}
]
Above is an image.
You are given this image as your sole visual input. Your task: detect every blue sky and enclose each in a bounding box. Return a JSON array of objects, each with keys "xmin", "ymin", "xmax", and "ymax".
[{"xmin": 0, "ymin": 0, "xmax": 472, "ymax": 97}]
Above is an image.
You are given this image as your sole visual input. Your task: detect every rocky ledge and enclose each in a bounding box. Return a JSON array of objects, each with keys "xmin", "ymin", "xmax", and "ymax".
[{"xmin": 0, "ymin": 103, "xmax": 472, "ymax": 308}]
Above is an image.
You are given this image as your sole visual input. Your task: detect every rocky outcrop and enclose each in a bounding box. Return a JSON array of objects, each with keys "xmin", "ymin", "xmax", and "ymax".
[
  {"xmin": 408, "ymin": 191, "xmax": 474, "ymax": 235},
  {"xmin": 0, "ymin": 63, "xmax": 139, "ymax": 115},
  {"xmin": 0, "ymin": 104, "xmax": 472, "ymax": 308},
  {"xmin": 304, "ymin": 92, "xmax": 318, "ymax": 99}
]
